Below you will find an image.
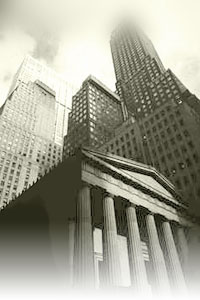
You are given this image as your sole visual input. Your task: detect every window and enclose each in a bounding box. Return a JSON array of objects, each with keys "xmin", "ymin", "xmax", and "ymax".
[
  {"xmin": 158, "ymin": 146, "xmax": 163, "ymax": 153},
  {"xmin": 177, "ymin": 134, "xmax": 182, "ymax": 141},
  {"xmin": 179, "ymin": 119, "xmax": 184, "ymax": 126},
  {"xmin": 125, "ymin": 133, "xmax": 129, "ymax": 140},
  {"xmin": 175, "ymin": 179, "xmax": 181, "ymax": 189},
  {"xmin": 164, "ymin": 141, "xmax": 169, "ymax": 149},
  {"xmin": 181, "ymin": 145, "xmax": 187, "ymax": 153},
  {"xmin": 174, "ymin": 149, "xmax": 180, "ymax": 157},
  {"xmin": 183, "ymin": 176, "xmax": 189, "ymax": 185},
  {"xmin": 175, "ymin": 110, "xmax": 181, "ymax": 116},
  {"xmin": 171, "ymin": 167, "xmax": 176, "ymax": 174},
  {"xmin": 188, "ymin": 141, "xmax": 194, "ymax": 149},
  {"xmin": 179, "ymin": 163, "xmax": 185, "ymax": 170},
  {"xmin": 193, "ymin": 153, "xmax": 199, "ymax": 163},
  {"xmin": 167, "ymin": 153, "xmax": 172, "ymax": 160},
  {"xmin": 164, "ymin": 119, "xmax": 168, "ymax": 125},
  {"xmin": 170, "ymin": 138, "xmax": 175, "ymax": 145},
  {"xmin": 167, "ymin": 127, "xmax": 172, "ymax": 135},
  {"xmin": 164, "ymin": 169, "xmax": 170, "ymax": 177},
  {"xmin": 186, "ymin": 158, "xmax": 192, "ymax": 167},
  {"xmin": 183, "ymin": 130, "xmax": 189, "ymax": 137},
  {"xmin": 161, "ymin": 156, "xmax": 166, "ymax": 163}
]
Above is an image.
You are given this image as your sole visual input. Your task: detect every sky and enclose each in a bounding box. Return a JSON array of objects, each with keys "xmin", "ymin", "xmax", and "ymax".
[{"xmin": 0, "ymin": 0, "xmax": 200, "ymax": 106}]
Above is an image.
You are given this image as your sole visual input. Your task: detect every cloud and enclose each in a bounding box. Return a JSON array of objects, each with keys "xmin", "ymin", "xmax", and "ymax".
[
  {"xmin": 32, "ymin": 36, "xmax": 59, "ymax": 64},
  {"xmin": 0, "ymin": 0, "xmax": 200, "ymax": 106},
  {"xmin": 0, "ymin": 0, "xmax": 139, "ymax": 64},
  {"xmin": 3, "ymin": 72, "xmax": 12, "ymax": 82},
  {"xmin": 25, "ymin": 26, "xmax": 61, "ymax": 64},
  {"xmin": 0, "ymin": 0, "xmax": 64, "ymax": 64},
  {"xmin": 175, "ymin": 56, "xmax": 200, "ymax": 96},
  {"xmin": 0, "ymin": 28, "xmax": 36, "ymax": 105}
]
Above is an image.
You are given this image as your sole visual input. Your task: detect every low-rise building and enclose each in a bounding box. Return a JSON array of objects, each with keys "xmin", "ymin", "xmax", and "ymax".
[{"xmin": 0, "ymin": 148, "xmax": 199, "ymax": 295}]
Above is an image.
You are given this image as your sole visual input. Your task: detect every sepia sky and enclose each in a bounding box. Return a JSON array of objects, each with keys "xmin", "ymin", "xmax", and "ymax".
[{"xmin": 0, "ymin": 0, "xmax": 200, "ymax": 106}]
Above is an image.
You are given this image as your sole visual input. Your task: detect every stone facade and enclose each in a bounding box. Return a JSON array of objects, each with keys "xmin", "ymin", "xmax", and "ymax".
[{"xmin": 0, "ymin": 148, "xmax": 199, "ymax": 295}]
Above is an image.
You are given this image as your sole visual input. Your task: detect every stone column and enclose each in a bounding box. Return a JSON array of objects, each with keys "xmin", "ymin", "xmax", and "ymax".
[
  {"xmin": 177, "ymin": 226, "xmax": 188, "ymax": 273},
  {"xmin": 162, "ymin": 220, "xmax": 187, "ymax": 292},
  {"xmin": 126, "ymin": 204, "xmax": 149, "ymax": 292},
  {"xmin": 146, "ymin": 212, "xmax": 170, "ymax": 293},
  {"xmin": 102, "ymin": 193, "xmax": 121, "ymax": 286},
  {"xmin": 67, "ymin": 218, "xmax": 75, "ymax": 286},
  {"xmin": 74, "ymin": 183, "xmax": 95, "ymax": 288}
]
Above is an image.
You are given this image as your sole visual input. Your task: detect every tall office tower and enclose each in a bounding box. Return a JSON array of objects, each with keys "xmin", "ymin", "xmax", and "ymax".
[
  {"xmin": 110, "ymin": 25, "xmax": 186, "ymax": 119},
  {"xmin": 63, "ymin": 75, "xmax": 125, "ymax": 158},
  {"xmin": 9, "ymin": 55, "xmax": 76, "ymax": 145},
  {"xmin": 0, "ymin": 80, "xmax": 62, "ymax": 207},
  {"xmin": 108, "ymin": 24, "xmax": 200, "ymax": 213},
  {"xmin": 99, "ymin": 99, "xmax": 200, "ymax": 214}
]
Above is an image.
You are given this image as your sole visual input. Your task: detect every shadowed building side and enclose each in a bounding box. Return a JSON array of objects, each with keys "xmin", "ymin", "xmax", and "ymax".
[{"xmin": 0, "ymin": 148, "xmax": 199, "ymax": 295}]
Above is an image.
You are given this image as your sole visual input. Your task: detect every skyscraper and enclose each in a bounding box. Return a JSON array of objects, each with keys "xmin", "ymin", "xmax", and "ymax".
[
  {"xmin": 110, "ymin": 25, "xmax": 183, "ymax": 119},
  {"xmin": 0, "ymin": 80, "xmax": 62, "ymax": 207},
  {"xmin": 9, "ymin": 55, "xmax": 76, "ymax": 145},
  {"xmin": 99, "ymin": 99, "xmax": 200, "ymax": 214},
  {"xmin": 108, "ymin": 24, "xmax": 200, "ymax": 214},
  {"xmin": 63, "ymin": 75, "xmax": 125, "ymax": 158}
]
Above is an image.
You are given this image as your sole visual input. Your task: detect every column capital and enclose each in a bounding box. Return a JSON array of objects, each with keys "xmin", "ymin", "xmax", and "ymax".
[
  {"xmin": 156, "ymin": 214, "xmax": 168, "ymax": 223},
  {"xmin": 81, "ymin": 181, "xmax": 92, "ymax": 189},
  {"xmin": 102, "ymin": 190, "xmax": 115, "ymax": 199},
  {"xmin": 142, "ymin": 207, "xmax": 155, "ymax": 216},
  {"xmin": 68, "ymin": 217, "xmax": 76, "ymax": 222},
  {"xmin": 125, "ymin": 201, "xmax": 137, "ymax": 209},
  {"xmin": 176, "ymin": 222, "xmax": 187, "ymax": 230}
]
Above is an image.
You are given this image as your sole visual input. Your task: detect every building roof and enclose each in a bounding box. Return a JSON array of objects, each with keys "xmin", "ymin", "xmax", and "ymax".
[
  {"xmin": 0, "ymin": 147, "xmax": 188, "ymax": 215},
  {"xmin": 83, "ymin": 75, "xmax": 121, "ymax": 102},
  {"xmin": 35, "ymin": 80, "xmax": 56, "ymax": 97},
  {"xmin": 81, "ymin": 147, "xmax": 186, "ymax": 207}
]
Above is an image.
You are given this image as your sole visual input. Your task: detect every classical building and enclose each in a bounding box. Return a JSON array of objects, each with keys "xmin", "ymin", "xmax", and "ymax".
[
  {"xmin": 63, "ymin": 75, "xmax": 125, "ymax": 158},
  {"xmin": 8, "ymin": 55, "xmax": 76, "ymax": 145},
  {"xmin": 0, "ymin": 148, "xmax": 199, "ymax": 295},
  {"xmin": 0, "ymin": 80, "xmax": 62, "ymax": 207}
]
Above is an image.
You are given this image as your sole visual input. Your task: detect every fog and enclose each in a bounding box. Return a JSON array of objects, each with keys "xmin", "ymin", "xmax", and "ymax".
[{"xmin": 0, "ymin": 0, "xmax": 200, "ymax": 105}]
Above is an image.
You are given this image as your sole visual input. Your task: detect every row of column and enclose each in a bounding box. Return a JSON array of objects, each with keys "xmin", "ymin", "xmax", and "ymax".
[{"xmin": 68, "ymin": 183, "xmax": 188, "ymax": 293}]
